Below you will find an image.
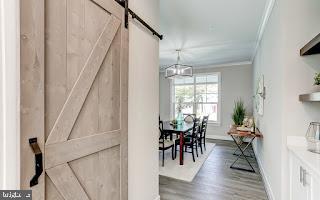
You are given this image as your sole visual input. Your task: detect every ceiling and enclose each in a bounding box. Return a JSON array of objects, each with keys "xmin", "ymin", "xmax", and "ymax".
[{"xmin": 160, "ymin": 0, "xmax": 268, "ymax": 68}]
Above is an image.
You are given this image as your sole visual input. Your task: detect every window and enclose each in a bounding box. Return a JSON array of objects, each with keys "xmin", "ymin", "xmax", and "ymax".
[{"xmin": 171, "ymin": 73, "xmax": 220, "ymax": 123}]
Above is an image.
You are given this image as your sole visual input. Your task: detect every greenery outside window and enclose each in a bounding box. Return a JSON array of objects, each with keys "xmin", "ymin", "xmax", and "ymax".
[{"xmin": 171, "ymin": 73, "xmax": 221, "ymax": 123}]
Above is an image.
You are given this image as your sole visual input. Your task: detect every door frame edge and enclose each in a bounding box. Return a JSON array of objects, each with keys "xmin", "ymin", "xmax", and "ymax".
[{"xmin": 0, "ymin": 0, "xmax": 20, "ymax": 190}]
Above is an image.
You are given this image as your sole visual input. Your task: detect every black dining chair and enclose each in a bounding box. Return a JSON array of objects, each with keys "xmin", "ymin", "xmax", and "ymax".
[
  {"xmin": 183, "ymin": 114, "xmax": 196, "ymax": 136},
  {"xmin": 198, "ymin": 115, "xmax": 209, "ymax": 154},
  {"xmin": 175, "ymin": 118, "xmax": 200, "ymax": 162},
  {"xmin": 159, "ymin": 117, "xmax": 173, "ymax": 140},
  {"xmin": 183, "ymin": 114, "xmax": 196, "ymax": 123},
  {"xmin": 159, "ymin": 121, "xmax": 175, "ymax": 167}
]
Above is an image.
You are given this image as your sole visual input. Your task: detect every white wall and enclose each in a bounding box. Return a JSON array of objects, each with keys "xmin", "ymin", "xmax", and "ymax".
[
  {"xmin": 128, "ymin": 0, "xmax": 160, "ymax": 200},
  {"xmin": 253, "ymin": 0, "xmax": 320, "ymax": 199},
  {"xmin": 281, "ymin": 1, "xmax": 320, "ymax": 199},
  {"xmin": 253, "ymin": 2, "xmax": 284, "ymax": 199},
  {"xmin": 194, "ymin": 64, "xmax": 253, "ymax": 139},
  {"xmin": 159, "ymin": 63, "xmax": 253, "ymax": 140},
  {"xmin": 0, "ymin": 0, "xmax": 20, "ymax": 190}
]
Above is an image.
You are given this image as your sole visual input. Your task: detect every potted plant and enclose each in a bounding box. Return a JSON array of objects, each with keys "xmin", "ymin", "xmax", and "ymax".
[
  {"xmin": 232, "ymin": 99, "xmax": 246, "ymax": 127},
  {"xmin": 314, "ymin": 73, "xmax": 320, "ymax": 85}
]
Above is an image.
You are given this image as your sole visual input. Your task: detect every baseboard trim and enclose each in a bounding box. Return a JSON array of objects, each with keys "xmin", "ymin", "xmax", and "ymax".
[
  {"xmin": 252, "ymin": 144, "xmax": 275, "ymax": 200},
  {"xmin": 154, "ymin": 195, "xmax": 160, "ymax": 200},
  {"xmin": 206, "ymin": 135, "xmax": 232, "ymax": 141}
]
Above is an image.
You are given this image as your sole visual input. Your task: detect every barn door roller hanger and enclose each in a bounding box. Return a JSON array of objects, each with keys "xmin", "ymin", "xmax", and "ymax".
[{"xmin": 115, "ymin": 0, "xmax": 163, "ymax": 40}]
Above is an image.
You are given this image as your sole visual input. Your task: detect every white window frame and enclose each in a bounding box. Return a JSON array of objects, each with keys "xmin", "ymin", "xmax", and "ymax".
[{"xmin": 170, "ymin": 72, "xmax": 221, "ymax": 125}]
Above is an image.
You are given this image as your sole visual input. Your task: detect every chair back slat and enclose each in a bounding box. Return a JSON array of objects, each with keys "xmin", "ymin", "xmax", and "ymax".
[
  {"xmin": 159, "ymin": 120, "xmax": 165, "ymax": 140},
  {"xmin": 190, "ymin": 118, "xmax": 200, "ymax": 142},
  {"xmin": 199, "ymin": 116, "xmax": 209, "ymax": 138},
  {"xmin": 183, "ymin": 114, "xmax": 196, "ymax": 123}
]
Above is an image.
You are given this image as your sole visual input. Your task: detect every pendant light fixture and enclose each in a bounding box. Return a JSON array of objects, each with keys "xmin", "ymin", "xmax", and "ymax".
[{"xmin": 165, "ymin": 50, "xmax": 193, "ymax": 79}]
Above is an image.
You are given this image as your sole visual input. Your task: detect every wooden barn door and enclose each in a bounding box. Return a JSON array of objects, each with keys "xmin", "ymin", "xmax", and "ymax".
[{"xmin": 20, "ymin": 0, "xmax": 128, "ymax": 199}]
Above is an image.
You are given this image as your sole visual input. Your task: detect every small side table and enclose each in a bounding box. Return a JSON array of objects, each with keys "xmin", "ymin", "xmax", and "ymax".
[{"xmin": 227, "ymin": 127, "xmax": 263, "ymax": 173}]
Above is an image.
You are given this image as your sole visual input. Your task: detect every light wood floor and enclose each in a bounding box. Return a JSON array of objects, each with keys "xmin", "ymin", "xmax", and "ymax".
[{"xmin": 159, "ymin": 139, "xmax": 268, "ymax": 200}]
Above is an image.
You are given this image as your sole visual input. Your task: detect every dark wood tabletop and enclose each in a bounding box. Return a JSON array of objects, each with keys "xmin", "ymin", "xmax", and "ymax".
[{"xmin": 162, "ymin": 121, "xmax": 193, "ymax": 133}]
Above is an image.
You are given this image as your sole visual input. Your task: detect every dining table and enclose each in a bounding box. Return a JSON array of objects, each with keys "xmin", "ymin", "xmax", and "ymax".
[{"xmin": 162, "ymin": 121, "xmax": 194, "ymax": 165}]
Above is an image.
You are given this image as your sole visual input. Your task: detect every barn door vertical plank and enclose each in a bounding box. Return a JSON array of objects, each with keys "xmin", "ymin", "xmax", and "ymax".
[
  {"xmin": 45, "ymin": 0, "xmax": 68, "ymax": 139},
  {"xmin": 20, "ymin": 0, "xmax": 45, "ymax": 199},
  {"xmin": 120, "ymin": 11, "xmax": 129, "ymax": 200},
  {"xmin": 66, "ymin": 0, "xmax": 86, "ymax": 94}
]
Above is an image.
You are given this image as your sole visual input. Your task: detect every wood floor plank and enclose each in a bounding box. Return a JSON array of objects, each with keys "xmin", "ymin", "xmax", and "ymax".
[{"xmin": 159, "ymin": 139, "xmax": 268, "ymax": 200}]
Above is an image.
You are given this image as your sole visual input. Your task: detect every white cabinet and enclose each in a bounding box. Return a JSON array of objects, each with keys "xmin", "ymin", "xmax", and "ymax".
[
  {"xmin": 289, "ymin": 152, "xmax": 320, "ymax": 200},
  {"xmin": 311, "ymin": 175, "xmax": 320, "ymax": 200},
  {"xmin": 289, "ymin": 154, "xmax": 310, "ymax": 200}
]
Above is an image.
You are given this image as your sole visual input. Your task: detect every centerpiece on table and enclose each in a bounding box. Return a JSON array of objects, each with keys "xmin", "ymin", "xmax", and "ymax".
[{"xmin": 171, "ymin": 96, "xmax": 184, "ymax": 126}]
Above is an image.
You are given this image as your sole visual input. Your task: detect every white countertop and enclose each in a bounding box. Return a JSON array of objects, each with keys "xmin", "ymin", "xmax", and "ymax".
[{"xmin": 287, "ymin": 136, "xmax": 320, "ymax": 178}]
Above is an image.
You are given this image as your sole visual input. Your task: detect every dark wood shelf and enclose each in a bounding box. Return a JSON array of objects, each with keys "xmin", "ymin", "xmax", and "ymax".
[
  {"xmin": 300, "ymin": 33, "xmax": 320, "ymax": 56},
  {"xmin": 299, "ymin": 92, "xmax": 320, "ymax": 102}
]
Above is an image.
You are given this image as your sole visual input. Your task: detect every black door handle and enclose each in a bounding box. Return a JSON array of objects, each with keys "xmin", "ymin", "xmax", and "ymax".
[{"xmin": 29, "ymin": 138, "xmax": 43, "ymax": 187}]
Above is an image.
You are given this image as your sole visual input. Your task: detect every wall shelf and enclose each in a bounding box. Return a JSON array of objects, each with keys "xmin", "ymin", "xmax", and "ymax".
[
  {"xmin": 300, "ymin": 33, "xmax": 320, "ymax": 56},
  {"xmin": 299, "ymin": 92, "xmax": 320, "ymax": 102}
]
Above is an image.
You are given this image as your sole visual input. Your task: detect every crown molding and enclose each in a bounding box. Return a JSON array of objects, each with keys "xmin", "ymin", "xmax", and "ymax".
[
  {"xmin": 159, "ymin": 61, "xmax": 252, "ymax": 73},
  {"xmin": 193, "ymin": 61, "xmax": 252, "ymax": 70},
  {"xmin": 251, "ymin": 0, "xmax": 277, "ymax": 62}
]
